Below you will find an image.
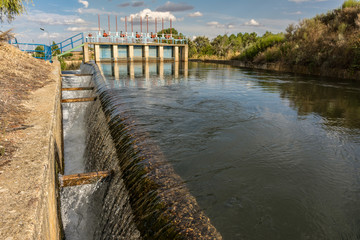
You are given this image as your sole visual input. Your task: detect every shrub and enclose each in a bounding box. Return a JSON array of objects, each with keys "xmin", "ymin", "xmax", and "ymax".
[
  {"xmin": 236, "ymin": 33, "xmax": 285, "ymax": 61},
  {"xmin": 342, "ymin": 0, "xmax": 360, "ymax": 9}
]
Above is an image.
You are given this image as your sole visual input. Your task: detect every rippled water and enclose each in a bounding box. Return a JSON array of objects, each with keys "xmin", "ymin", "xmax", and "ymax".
[{"xmin": 100, "ymin": 62, "xmax": 360, "ymax": 240}]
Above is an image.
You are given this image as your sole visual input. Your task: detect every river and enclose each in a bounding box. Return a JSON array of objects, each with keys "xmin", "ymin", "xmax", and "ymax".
[{"xmin": 99, "ymin": 61, "xmax": 360, "ymax": 240}]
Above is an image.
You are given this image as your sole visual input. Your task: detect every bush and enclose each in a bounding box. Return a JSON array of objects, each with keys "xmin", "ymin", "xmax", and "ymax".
[
  {"xmin": 342, "ymin": 0, "xmax": 360, "ymax": 9},
  {"xmin": 58, "ymin": 56, "xmax": 66, "ymax": 70},
  {"xmin": 236, "ymin": 33, "xmax": 285, "ymax": 61}
]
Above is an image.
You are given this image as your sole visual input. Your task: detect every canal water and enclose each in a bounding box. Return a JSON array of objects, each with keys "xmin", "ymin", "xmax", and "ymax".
[{"xmin": 99, "ymin": 61, "xmax": 360, "ymax": 240}]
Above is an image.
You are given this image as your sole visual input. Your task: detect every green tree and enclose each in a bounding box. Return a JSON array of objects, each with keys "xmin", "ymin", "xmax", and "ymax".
[
  {"xmin": 0, "ymin": 0, "xmax": 32, "ymax": 23},
  {"xmin": 51, "ymin": 41, "xmax": 61, "ymax": 56},
  {"xmin": 33, "ymin": 45, "xmax": 44, "ymax": 58},
  {"xmin": 211, "ymin": 35, "xmax": 232, "ymax": 57},
  {"xmin": 187, "ymin": 39, "xmax": 198, "ymax": 57},
  {"xmin": 157, "ymin": 28, "xmax": 184, "ymax": 38},
  {"xmin": 193, "ymin": 36, "xmax": 214, "ymax": 56}
]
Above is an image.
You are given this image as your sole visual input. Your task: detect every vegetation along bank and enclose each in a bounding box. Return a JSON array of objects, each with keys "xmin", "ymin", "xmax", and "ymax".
[{"xmin": 187, "ymin": 0, "xmax": 360, "ymax": 80}]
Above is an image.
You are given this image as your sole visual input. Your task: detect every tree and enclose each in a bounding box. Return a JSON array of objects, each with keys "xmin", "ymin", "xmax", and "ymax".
[
  {"xmin": 157, "ymin": 28, "xmax": 184, "ymax": 38},
  {"xmin": 0, "ymin": 0, "xmax": 32, "ymax": 23},
  {"xmin": 33, "ymin": 45, "xmax": 44, "ymax": 58},
  {"xmin": 51, "ymin": 41, "xmax": 61, "ymax": 56},
  {"xmin": 211, "ymin": 35, "xmax": 232, "ymax": 57}
]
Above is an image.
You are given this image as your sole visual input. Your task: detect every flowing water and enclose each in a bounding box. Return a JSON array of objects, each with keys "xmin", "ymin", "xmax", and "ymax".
[
  {"xmin": 61, "ymin": 72, "xmax": 105, "ymax": 240},
  {"xmin": 97, "ymin": 61, "xmax": 360, "ymax": 240}
]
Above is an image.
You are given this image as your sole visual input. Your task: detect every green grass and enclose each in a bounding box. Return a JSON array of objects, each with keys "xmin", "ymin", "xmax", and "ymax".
[{"xmin": 342, "ymin": 0, "xmax": 360, "ymax": 9}]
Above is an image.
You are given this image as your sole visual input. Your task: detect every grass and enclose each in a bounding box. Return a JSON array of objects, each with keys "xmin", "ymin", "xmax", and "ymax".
[{"xmin": 342, "ymin": 0, "xmax": 360, "ymax": 8}]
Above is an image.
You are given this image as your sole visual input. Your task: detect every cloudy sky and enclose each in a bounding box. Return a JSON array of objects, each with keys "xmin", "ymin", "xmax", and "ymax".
[{"xmin": 1, "ymin": 0, "xmax": 344, "ymax": 44}]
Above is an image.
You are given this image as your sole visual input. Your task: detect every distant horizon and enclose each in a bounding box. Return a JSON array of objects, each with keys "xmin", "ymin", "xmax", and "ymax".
[{"xmin": 1, "ymin": 0, "xmax": 345, "ymax": 44}]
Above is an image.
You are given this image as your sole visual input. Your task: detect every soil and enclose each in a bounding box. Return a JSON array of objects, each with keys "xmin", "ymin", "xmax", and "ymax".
[
  {"xmin": 0, "ymin": 43, "xmax": 59, "ymax": 239},
  {"xmin": 0, "ymin": 43, "xmax": 53, "ymax": 163}
]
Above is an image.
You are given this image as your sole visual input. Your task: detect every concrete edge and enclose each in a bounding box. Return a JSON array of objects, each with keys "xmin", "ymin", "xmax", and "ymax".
[{"xmin": 35, "ymin": 59, "xmax": 64, "ymax": 239}]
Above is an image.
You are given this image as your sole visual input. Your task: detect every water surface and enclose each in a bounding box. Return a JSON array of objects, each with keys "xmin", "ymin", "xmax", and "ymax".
[{"xmin": 100, "ymin": 62, "xmax": 360, "ymax": 240}]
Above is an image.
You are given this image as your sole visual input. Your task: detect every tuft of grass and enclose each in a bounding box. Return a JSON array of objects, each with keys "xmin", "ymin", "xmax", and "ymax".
[
  {"xmin": 342, "ymin": 0, "xmax": 360, "ymax": 9},
  {"xmin": 0, "ymin": 29, "xmax": 14, "ymax": 43}
]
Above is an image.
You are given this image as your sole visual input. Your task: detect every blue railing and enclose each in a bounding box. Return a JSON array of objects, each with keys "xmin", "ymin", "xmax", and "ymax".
[
  {"xmin": 9, "ymin": 33, "xmax": 85, "ymax": 61},
  {"xmin": 51, "ymin": 32, "xmax": 84, "ymax": 54},
  {"xmin": 8, "ymin": 38, "xmax": 52, "ymax": 61}
]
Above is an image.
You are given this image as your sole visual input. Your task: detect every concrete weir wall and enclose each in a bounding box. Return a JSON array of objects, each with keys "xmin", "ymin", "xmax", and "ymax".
[
  {"xmin": 90, "ymin": 42, "xmax": 188, "ymax": 63},
  {"xmin": 0, "ymin": 61, "xmax": 63, "ymax": 239}
]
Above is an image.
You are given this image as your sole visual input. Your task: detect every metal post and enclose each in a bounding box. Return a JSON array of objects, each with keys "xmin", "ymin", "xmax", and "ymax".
[
  {"xmin": 125, "ymin": 16, "xmax": 127, "ymax": 32},
  {"xmin": 108, "ymin": 15, "xmax": 110, "ymax": 32},
  {"xmin": 131, "ymin": 16, "xmax": 133, "ymax": 33},
  {"xmin": 116, "ymin": 15, "xmax": 118, "ymax": 33},
  {"xmin": 140, "ymin": 16, "xmax": 142, "ymax": 33},
  {"xmin": 98, "ymin": 14, "xmax": 100, "ymax": 34},
  {"xmin": 147, "ymin": 15, "xmax": 149, "ymax": 34},
  {"xmin": 155, "ymin": 17, "xmax": 157, "ymax": 34},
  {"xmin": 170, "ymin": 18, "xmax": 172, "ymax": 36},
  {"xmin": 162, "ymin": 18, "xmax": 164, "ymax": 35}
]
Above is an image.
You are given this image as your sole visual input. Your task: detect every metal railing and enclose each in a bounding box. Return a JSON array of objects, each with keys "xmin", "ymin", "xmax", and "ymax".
[
  {"xmin": 51, "ymin": 32, "xmax": 84, "ymax": 54},
  {"xmin": 9, "ymin": 33, "xmax": 85, "ymax": 61},
  {"xmin": 84, "ymin": 31, "xmax": 188, "ymax": 44},
  {"xmin": 8, "ymin": 38, "xmax": 52, "ymax": 61},
  {"xmin": 9, "ymin": 31, "xmax": 187, "ymax": 62}
]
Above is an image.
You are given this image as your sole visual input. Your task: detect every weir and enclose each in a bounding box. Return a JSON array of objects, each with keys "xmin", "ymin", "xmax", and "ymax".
[
  {"xmin": 85, "ymin": 42, "xmax": 188, "ymax": 63},
  {"xmin": 58, "ymin": 62, "xmax": 221, "ymax": 239}
]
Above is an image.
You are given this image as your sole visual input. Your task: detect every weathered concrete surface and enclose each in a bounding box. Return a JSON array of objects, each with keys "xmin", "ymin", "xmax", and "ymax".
[
  {"xmin": 0, "ymin": 61, "xmax": 63, "ymax": 239},
  {"xmin": 191, "ymin": 59, "xmax": 360, "ymax": 80}
]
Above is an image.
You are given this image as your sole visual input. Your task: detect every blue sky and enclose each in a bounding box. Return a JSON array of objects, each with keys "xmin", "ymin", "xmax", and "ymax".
[{"xmin": 1, "ymin": 0, "xmax": 345, "ymax": 44}]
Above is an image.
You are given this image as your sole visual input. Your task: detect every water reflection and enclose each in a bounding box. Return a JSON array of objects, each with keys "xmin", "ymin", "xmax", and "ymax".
[
  {"xmin": 99, "ymin": 61, "xmax": 188, "ymax": 80},
  {"xmin": 190, "ymin": 62, "xmax": 360, "ymax": 130}
]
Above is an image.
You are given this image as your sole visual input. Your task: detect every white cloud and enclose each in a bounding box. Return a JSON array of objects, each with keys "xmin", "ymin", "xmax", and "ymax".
[
  {"xmin": 284, "ymin": 11, "xmax": 302, "ymax": 15},
  {"xmin": 121, "ymin": 8, "xmax": 176, "ymax": 21},
  {"xmin": 66, "ymin": 26, "xmax": 98, "ymax": 32},
  {"xmin": 244, "ymin": 19, "xmax": 261, "ymax": 26},
  {"xmin": 206, "ymin": 21, "xmax": 234, "ymax": 29},
  {"xmin": 188, "ymin": 11, "xmax": 203, "ymax": 17},
  {"xmin": 78, "ymin": 0, "xmax": 89, "ymax": 8},
  {"xmin": 39, "ymin": 32, "xmax": 61, "ymax": 39},
  {"xmin": 26, "ymin": 11, "xmax": 86, "ymax": 26},
  {"xmin": 77, "ymin": 8, "xmax": 117, "ymax": 15},
  {"xmin": 207, "ymin": 21, "xmax": 222, "ymax": 27}
]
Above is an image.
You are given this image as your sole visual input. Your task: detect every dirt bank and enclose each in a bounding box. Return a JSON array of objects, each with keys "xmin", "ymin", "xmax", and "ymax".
[
  {"xmin": 0, "ymin": 44, "xmax": 62, "ymax": 239},
  {"xmin": 190, "ymin": 59, "xmax": 360, "ymax": 80}
]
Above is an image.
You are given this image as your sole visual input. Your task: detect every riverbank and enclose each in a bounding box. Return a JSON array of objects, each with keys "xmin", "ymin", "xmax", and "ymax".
[
  {"xmin": 190, "ymin": 58, "xmax": 360, "ymax": 80},
  {"xmin": 0, "ymin": 44, "xmax": 62, "ymax": 239}
]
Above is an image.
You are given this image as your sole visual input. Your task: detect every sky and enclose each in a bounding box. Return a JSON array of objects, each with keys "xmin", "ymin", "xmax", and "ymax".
[{"xmin": 1, "ymin": 0, "xmax": 345, "ymax": 44}]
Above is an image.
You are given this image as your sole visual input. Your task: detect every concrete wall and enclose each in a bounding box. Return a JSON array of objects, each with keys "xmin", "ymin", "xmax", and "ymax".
[
  {"xmin": 91, "ymin": 43, "xmax": 188, "ymax": 63},
  {"xmin": 0, "ymin": 60, "xmax": 63, "ymax": 240},
  {"xmin": 36, "ymin": 59, "xmax": 64, "ymax": 240}
]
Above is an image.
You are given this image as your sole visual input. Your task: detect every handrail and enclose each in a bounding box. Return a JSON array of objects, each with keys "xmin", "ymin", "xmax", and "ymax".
[
  {"xmin": 51, "ymin": 32, "xmax": 84, "ymax": 55},
  {"xmin": 84, "ymin": 31, "xmax": 188, "ymax": 44}
]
